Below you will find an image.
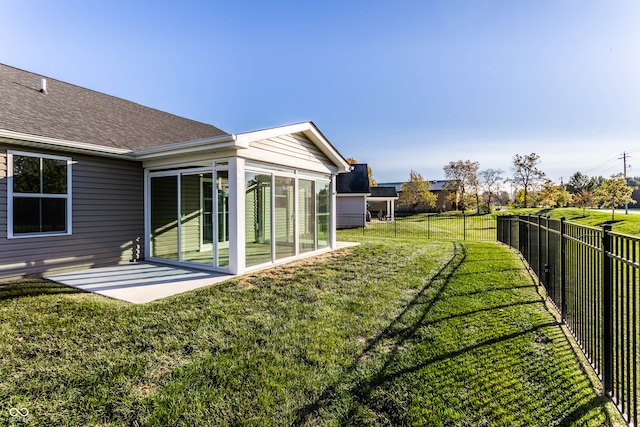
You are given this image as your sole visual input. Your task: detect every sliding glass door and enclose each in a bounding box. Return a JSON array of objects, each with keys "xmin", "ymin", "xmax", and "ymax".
[
  {"xmin": 149, "ymin": 168, "xmax": 229, "ymax": 270},
  {"xmin": 275, "ymin": 176, "xmax": 295, "ymax": 260},
  {"xmin": 216, "ymin": 170, "xmax": 230, "ymax": 268},
  {"xmin": 150, "ymin": 176, "xmax": 179, "ymax": 261},
  {"xmin": 245, "ymin": 172, "xmax": 272, "ymax": 267}
]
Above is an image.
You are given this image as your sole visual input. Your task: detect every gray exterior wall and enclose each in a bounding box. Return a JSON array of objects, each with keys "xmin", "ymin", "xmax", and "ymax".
[
  {"xmin": 336, "ymin": 195, "xmax": 367, "ymax": 228},
  {"xmin": 0, "ymin": 145, "xmax": 144, "ymax": 281}
]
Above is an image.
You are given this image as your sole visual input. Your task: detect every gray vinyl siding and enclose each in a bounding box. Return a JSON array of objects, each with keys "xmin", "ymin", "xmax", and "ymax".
[
  {"xmin": 0, "ymin": 151, "xmax": 6, "ymax": 239},
  {"xmin": 0, "ymin": 146, "xmax": 144, "ymax": 281},
  {"xmin": 336, "ymin": 195, "xmax": 367, "ymax": 228}
]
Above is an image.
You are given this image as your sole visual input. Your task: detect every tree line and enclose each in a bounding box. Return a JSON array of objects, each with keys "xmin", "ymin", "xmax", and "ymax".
[{"xmin": 394, "ymin": 152, "xmax": 636, "ymax": 219}]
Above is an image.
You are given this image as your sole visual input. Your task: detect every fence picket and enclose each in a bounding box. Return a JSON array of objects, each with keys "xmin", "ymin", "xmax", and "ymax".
[{"xmin": 497, "ymin": 216, "xmax": 638, "ymax": 426}]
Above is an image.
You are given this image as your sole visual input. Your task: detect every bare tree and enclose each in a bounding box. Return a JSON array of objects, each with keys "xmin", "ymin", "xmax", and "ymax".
[
  {"xmin": 478, "ymin": 168, "xmax": 504, "ymax": 210},
  {"xmin": 443, "ymin": 160, "xmax": 479, "ymax": 213},
  {"xmin": 508, "ymin": 153, "xmax": 546, "ymax": 208}
]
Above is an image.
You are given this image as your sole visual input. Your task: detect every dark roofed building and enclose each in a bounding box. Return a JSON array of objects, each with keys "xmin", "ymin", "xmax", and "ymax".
[
  {"xmin": 336, "ymin": 163, "xmax": 370, "ymax": 194},
  {"xmin": 336, "ymin": 163, "xmax": 371, "ymax": 228},
  {"xmin": 378, "ymin": 179, "xmax": 456, "ymax": 212},
  {"xmin": 368, "ymin": 186, "xmax": 399, "ymax": 220},
  {"xmin": 370, "ymin": 186, "xmax": 397, "ymax": 198}
]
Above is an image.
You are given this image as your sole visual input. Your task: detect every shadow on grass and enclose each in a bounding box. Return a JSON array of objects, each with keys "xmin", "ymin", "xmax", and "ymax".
[
  {"xmin": 558, "ymin": 395, "xmax": 613, "ymax": 426},
  {"xmin": 294, "ymin": 242, "xmax": 467, "ymax": 424},
  {"xmin": 295, "ymin": 242, "xmax": 612, "ymax": 426},
  {"xmin": 0, "ymin": 279, "xmax": 83, "ymax": 301}
]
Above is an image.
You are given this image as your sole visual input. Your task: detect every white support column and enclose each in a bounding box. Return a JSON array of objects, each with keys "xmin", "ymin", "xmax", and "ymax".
[
  {"xmin": 294, "ymin": 174, "xmax": 300, "ymax": 256},
  {"xmin": 228, "ymin": 157, "xmax": 245, "ymax": 275},
  {"xmin": 330, "ymin": 174, "xmax": 337, "ymax": 248},
  {"xmin": 390, "ymin": 199, "xmax": 395, "ymax": 221},
  {"xmin": 143, "ymin": 169, "xmax": 150, "ymax": 260}
]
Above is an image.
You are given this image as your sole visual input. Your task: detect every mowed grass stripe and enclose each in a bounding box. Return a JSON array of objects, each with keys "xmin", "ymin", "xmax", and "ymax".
[{"xmin": 0, "ymin": 240, "xmax": 620, "ymax": 426}]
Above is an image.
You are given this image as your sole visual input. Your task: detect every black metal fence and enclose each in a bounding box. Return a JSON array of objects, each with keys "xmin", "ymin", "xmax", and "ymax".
[
  {"xmin": 498, "ymin": 215, "xmax": 639, "ymax": 426},
  {"xmin": 336, "ymin": 213, "xmax": 497, "ymax": 241}
]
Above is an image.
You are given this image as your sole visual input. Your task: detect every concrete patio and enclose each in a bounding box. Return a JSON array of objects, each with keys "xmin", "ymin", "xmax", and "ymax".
[
  {"xmin": 45, "ymin": 242, "xmax": 359, "ymax": 304},
  {"xmin": 45, "ymin": 263, "xmax": 234, "ymax": 304}
]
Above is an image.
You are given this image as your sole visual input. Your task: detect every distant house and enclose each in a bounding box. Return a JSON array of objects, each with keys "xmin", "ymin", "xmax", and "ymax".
[
  {"xmin": 378, "ymin": 180, "xmax": 456, "ymax": 212},
  {"xmin": 0, "ymin": 64, "xmax": 351, "ymax": 281},
  {"xmin": 336, "ymin": 164, "xmax": 370, "ymax": 228},
  {"xmin": 367, "ymin": 186, "xmax": 399, "ymax": 220}
]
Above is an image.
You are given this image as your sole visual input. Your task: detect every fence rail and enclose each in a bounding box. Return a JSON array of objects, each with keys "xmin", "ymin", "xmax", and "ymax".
[
  {"xmin": 337, "ymin": 213, "xmax": 497, "ymax": 241},
  {"xmin": 498, "ymin": 215, "xmax": 639, "ymax": 426}
]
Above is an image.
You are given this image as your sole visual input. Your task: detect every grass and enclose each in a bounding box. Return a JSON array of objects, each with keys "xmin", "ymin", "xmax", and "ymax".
[
  {"xmin": 0, "ymin": 239, "xmax": 622, "ymax": 426},
  {"xmin": 339, "ymin": 213, "xmax": 497, "ymax": 241}
]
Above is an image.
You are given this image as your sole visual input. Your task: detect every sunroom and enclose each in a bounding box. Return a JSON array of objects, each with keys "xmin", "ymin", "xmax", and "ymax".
[{"xmin": 138, "ymin": 122, "xmax": 350, "ymax": 276}]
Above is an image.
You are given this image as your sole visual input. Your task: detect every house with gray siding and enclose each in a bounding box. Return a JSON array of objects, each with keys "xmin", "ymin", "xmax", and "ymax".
[
  {"xmin": 336, "ymin": 163, "xmax": 370, "ymax": 228},
  {"xmin": 0, "ymin": 64, "xmax": 350, "ymax": 281}
]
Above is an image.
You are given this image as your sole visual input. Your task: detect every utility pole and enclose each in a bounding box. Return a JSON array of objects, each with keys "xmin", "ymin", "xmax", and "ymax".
[{"xmin": 620, "ymin": 151, "xmax": 630, "ymax": 214}]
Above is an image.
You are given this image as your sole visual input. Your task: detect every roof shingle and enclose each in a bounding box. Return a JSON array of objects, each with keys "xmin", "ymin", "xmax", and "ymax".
[
  {"xmin": 0, "ymin": 64, "xmax": 227, "ymax": 150},
  {"xmin": 336, "ymin": 164, "xmax": 371, "ymax": 194}
]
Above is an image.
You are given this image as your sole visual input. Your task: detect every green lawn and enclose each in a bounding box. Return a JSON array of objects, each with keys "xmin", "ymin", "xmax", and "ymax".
[
  {"xmin": 338, "ymin": 213, "xmax": 497, "ymax": 241},
  {"xmin": 0, "ymin": 239, "xmax": 622, "ymax": 426}
]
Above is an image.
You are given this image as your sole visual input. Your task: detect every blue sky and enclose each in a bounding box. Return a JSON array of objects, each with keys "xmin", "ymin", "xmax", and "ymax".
[{"xmin": 3, "ymin": 1, "xmax": 640, "ymax": 184}]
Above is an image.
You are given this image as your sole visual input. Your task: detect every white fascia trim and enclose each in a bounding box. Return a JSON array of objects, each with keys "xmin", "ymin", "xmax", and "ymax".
[
  {"xmin": 235, "ymin": 122, "xmax": 351, "ymax": 174},
  {"xmin": 131, "ymin": 134, "xmax": 238, "ymax": 160},
  {"xmin": 0, "ymin": 129, "xmax": 132, "ymax": 158},
  {"xmin": 367, "ymin": 197, "xmax": 399, "ymax": 201},
  {"xmin": 337, "ymin": 193, "xmax": 371, "ymax": 197}
]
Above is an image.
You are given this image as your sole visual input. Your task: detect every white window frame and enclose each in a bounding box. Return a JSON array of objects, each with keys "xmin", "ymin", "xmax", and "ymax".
[{"xmin": 7, "ymin": 150, "xmax": 73, "ymax": 238}]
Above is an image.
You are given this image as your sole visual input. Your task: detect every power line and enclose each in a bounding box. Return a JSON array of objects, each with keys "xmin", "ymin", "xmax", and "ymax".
[{"xmin": 583, "ymin": 155, "xmax": 622, "ymax": 175}]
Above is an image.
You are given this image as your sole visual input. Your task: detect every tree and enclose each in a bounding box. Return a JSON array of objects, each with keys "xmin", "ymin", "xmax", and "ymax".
[
  {"xmin": 556, "ymin": 185, "xmax": 573, "ymax": 208},
  {"xmin": 567, "ymin": 171, "xmax": 590, "ymax": 194},
  {"xmin": 443, "ymin": 160, "xmax": 479, "ymax": 213},
  {"xmin": 595, "ymin": 174, "xmax": 636, "ymax": 221},
  {"xmin": 537, "ymin": 179, "xmax": 560, "ymax": 207},
  {"xmin": 478, "ymin": 168, "xmax": 504, "ymax": 210},
  {"xmin": 398, "ymin": 170, "xmax": 437, "ymax": 212},
  {"xmin": 573, "ymin": 189, "xmax": 596, "ymax": 216},
  {"xmin": 567, "ymin": 171, "xmax": 604, "ymax": 194},
  {"xmin": 508, "ymin": 153, "xmax": 546, "ymax": 207},
  {"xmin": 346, "ymin": 157, "xmax": 377, "ymax": 187}
]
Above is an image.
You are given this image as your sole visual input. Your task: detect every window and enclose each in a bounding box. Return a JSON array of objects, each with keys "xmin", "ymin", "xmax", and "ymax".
[{"xmin": 8, "ymin": 151, "xmax": 72, "ymax": 237}]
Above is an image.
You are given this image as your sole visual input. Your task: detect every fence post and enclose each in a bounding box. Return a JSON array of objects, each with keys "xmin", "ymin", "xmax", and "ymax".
[
  {"xmin": 537, "ymin": 215, "xmax": 543, "ymax": 285},
  {"xmin": 427, "ymin": 214, "xmax": 430, "ymax": 240},
  {"xmin": 602, "ymin": 223, "xmax": 613, "ymax": 396},
  {"xmin": 463, "ymin": 214, "xmax": 466, "ymax": 241},
  {"xmin": 527, "ymin": 215, "xmax": 532, "ymax": 263},
  {"xmin": 394, "ymin": 216, "xmax": 397, "ymax": 238},
  {"xmin": 560, "ymin": 217, "xmax": 567, "ymax": 322}
]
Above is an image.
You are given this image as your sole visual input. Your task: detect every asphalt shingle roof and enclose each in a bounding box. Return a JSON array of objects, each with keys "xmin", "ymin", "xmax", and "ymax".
[
  {"xmin": 370, "ymin": 186, "xmax": 398, "ymax": 198},
  {"xmin": 336, "ymin": 164, "xmax": 371, "ymax": 194},
  {"xmin": 378, "ymin": 180, "xmax": 450, "ymax": 192},
  {"xmin": 0, "ymin": 64, "xmax": 227, "ymax": 150}
]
